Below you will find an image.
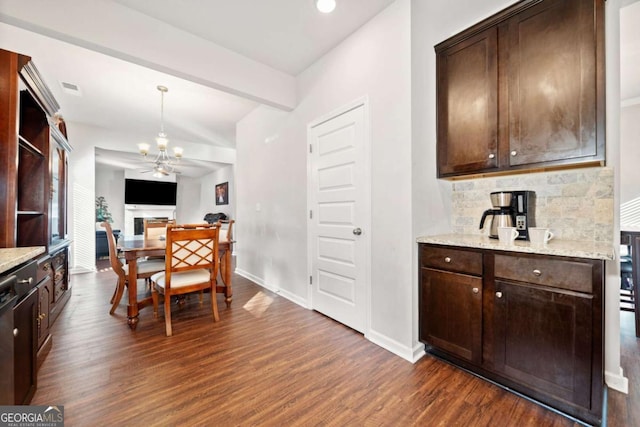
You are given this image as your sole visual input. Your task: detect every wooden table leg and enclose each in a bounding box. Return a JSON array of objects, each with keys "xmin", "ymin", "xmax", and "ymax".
[
  {"xmin": 217, "ymin": 248, "xmax": 233, "ymax": 307},
  {"xmin": 127, "ymin": 257, "xmax": 139, "ymax": 330}
]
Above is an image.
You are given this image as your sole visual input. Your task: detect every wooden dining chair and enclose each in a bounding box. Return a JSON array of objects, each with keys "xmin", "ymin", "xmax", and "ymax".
[
  {"xmin": 144, "ymin": 218, "xmax": 176, "ymax": 240},
  {"xmin": 150, "ymin": 223, "xmax": 220, "ymax": 336},
  {"xmin": 101, "ymin": 222, "xmax": 165, "ymax": 314}
]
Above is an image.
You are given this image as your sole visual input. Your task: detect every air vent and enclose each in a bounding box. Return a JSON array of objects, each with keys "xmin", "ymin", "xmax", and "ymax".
[{"xmin": 60, "ymin": 81, "xmax": 82, "ymax": 96}]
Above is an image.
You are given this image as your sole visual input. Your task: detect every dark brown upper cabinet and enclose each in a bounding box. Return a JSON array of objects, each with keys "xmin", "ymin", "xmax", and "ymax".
[{"xmin": 435, "ymin": 0, "xmax": 605, "ymax": 179}]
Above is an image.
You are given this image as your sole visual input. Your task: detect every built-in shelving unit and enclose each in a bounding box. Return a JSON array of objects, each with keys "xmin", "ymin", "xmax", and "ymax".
[{"xmin": 0, "ymin": 48, "xmax": 71, "ymax": 405}]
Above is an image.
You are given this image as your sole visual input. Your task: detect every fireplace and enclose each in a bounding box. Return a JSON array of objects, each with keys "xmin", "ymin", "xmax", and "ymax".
[
  {"xmin": 133, "ymin": 217, "xmax": 168, "ymax": 235},
  {"xmin": 124, "ymin": 205, "xmax": 175, "ymax": 237}
]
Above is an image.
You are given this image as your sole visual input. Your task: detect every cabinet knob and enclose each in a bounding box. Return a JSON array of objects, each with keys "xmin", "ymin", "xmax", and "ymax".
[
  {"xmin": 18, "ymin": 277, "xmax": 33, "ymax": 285},
  {"xmin": 510, "ymin": 150, "xmax": 517, "ymax": 156},
  {"xmin": 444, "ymin": 257, "xmax": 451, "ymax": 263},
  {"xmin": 13, "ymin": 328, "xmax": 19, "ymax": 337},
  {"xmin": 532, "ymin": 269, "xmax": 542, "ymax": 277},
  {"xmin": 496, "ymin": 291, "xmax": 503, "ymax": 298},
  {"xmin": 488, "ymin": 153, "xmax": 495, "ymax": 159},
  {"xmin": 472, "ymin": 287, "xmax": 479, "ymax": 294}
]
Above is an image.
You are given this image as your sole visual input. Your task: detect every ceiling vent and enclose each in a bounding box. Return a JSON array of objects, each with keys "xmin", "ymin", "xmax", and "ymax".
[{"xmin": 60, "ymin": 81, "xmax": 82, "ymax": 96}]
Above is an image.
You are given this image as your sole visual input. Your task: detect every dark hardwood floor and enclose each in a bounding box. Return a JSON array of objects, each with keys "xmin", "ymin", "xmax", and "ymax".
[
  {"xmin": 31, "ymin": 260, "xmax": 635, "ymax": 426},
  {"xmin": 607, "ymin": 310, "xmax": 640, "ymax": 427}
]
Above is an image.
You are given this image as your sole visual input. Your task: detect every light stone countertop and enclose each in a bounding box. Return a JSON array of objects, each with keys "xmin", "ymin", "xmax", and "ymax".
[
  {"xmin": 416, "ymin": 234, "xmax": 614, "ymax": 261},
  {"xmin": 0, "ymin": 247, "xmax": 46, "ymax": 274}
]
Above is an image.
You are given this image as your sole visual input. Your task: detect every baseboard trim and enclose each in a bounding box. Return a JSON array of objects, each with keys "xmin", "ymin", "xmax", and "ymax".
[
  {"xmin": 366, "ymin": 329, "xmax": 421, "ymax": 363},
  {"xmin": 234, "ymin": 268, "xmax": 310, "ymax": 308},
  {"xmin": 605, "ymin": 367, "xmax": 629, "ymax": 394}
]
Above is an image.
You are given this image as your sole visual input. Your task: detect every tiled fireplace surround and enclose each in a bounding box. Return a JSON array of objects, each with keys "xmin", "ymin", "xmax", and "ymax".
[
  {"xmin": 124, "ymin": 205, "xmax": 176, "ymax": 237},
  {"xmin": 451, "ymin": 167, "xmax": 614, "ymax": 244}
]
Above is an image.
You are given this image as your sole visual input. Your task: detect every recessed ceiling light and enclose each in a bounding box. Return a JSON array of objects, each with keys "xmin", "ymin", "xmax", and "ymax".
[{"xmin": 316, "ymin": 0, "xmax": 336, "ymax": 14}]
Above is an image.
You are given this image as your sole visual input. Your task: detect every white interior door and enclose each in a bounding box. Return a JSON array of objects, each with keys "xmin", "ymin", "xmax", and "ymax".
[{"xmin": 308, "ymin": 101, "xmax": 369, "ymax": 333}]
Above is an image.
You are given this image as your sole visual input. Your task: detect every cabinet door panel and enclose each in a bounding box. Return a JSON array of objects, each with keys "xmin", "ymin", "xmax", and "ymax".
[
  {"xmin": 493, "ymin": 280, "xmax": 593, "ymax": 408},
  {"xmin": 420, "ymin": 268, "xmax": 482, "ymax": 363},
  {"xmin": 508, "ymin": 0, "xmax": 598, "ymax": 166},
  {"xmin": 14, "ymin": 288, "xmax": 37, "ymax": 405},
  {"xmin": 37, "ymin": 276, "xmax": 51, "ymax": 348},
  {"xmin": 437, "ymin": 27, "xmax": 498, "ymax": 176}
]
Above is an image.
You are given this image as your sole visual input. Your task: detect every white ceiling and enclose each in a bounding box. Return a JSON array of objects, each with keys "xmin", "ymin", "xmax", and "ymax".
[
  {"xmin": 112, "ymin": 0, "xmax": 398, "ymax": 76},
  {"xmin": 0, "ymin": 0, "xmax": 396, "ymax": 177},
  {"xmin": 0, "ymin": 0, "xmax": 638, "ymax": 177}
]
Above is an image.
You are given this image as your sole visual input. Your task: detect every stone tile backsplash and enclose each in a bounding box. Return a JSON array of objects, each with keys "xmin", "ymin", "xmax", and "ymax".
[{"xmin": 451, "ymin": 167, "xmax": 614, "ymax": 244}]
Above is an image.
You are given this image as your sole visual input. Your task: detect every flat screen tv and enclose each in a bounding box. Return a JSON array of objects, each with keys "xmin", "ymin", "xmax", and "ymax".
[{"xmin": 124, "ymin": 178, "xmax": 177, "ymax": 206}]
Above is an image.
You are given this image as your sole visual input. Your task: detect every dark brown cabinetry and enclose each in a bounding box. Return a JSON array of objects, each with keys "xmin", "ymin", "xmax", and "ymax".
[
  {"xmin": 435, "ymin": 0, "xmax": 605, "ymax": 178},
  {"xmin": 0, "ymin": 48, "xmax": 71, "ymax": 404},
  {"xmin": 419, "ymin": 246, "xmax": 483, "ymax": 363},
  {"xmin": 13, "ymin": 287, "xmax": 38, "ymax": 405},
  {"xmin": 418, "ymin": 244, "xmax": 604, "ymax": 425}
]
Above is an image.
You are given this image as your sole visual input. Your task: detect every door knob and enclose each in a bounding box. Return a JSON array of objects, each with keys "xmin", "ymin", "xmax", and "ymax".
[{"xmin": 353, "ymin": 228, "xmax": 362, "ymax": 236}]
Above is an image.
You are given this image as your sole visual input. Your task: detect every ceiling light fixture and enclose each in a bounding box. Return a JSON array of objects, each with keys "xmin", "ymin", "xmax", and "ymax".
[
  {"xmin": 138, "ymin": 85, "xmax": 183, "ymax": 177},
  {"xmin": 316, "ymin": 0, "xmax": 336, "ymax": 13}
]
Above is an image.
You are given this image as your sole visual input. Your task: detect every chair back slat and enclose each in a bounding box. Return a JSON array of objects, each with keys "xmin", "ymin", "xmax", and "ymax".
[
  {"xmin": 144, "ymin": 218, "xmax": 176, "ymax": 240},
  {"xmin": 164, "ymin": 224, "xmax": 220, "ymax": 285}
]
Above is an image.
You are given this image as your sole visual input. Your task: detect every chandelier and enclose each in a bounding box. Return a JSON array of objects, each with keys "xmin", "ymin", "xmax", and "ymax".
[{"xmin": 138, "ymin": 85, "xmax": 183, "ymax": 177}]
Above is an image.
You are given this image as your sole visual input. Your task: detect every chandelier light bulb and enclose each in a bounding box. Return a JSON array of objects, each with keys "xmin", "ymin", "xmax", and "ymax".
[
  {"xmin": 138, "ymin": 143, "xmax": 150, "ymax": 156},
  {"xmin": 173, "ymin": 147, "xmax": 183, "ymax": 159},
  {"xmin": 156, "ymin": 133, "xmax": 168, "ymax": 151},
  {"xmin": 316, "ymin": 0, "xmax": 336, "ymax": 13}
]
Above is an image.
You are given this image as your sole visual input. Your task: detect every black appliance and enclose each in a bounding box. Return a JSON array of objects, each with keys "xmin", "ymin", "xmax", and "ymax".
[
  {"xmin": 479, "ymin": 190, "xmax": 535, "ymax": 240},
  {"xmin": 512, "ymin": 190, "xmax": 535, "ymax": 240},
  {"xmin": 0, "ymin": 274, "xmax": 17, "ymax": 404}
]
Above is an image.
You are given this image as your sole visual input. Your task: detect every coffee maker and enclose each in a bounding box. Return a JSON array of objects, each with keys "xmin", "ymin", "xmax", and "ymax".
[{"xmin": 479, "ymin": 190, "xmax": 535, "ymax": 240}]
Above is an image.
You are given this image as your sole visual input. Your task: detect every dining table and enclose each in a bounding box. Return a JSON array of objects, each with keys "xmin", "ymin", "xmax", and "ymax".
[{"xmin": 120, "ymin": 236, "xmax": 233, "ymax": 330}]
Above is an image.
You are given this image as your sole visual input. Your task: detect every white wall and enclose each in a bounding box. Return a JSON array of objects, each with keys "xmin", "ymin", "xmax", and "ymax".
[
  {"xmin": 236, "ymin": 0, "xmax": 414, "ymax": 357},
  {"xmin": 67, "ymin": 122, "xmax": 234, "ymax": 272},
  {"xmin": 198, "ymin": 165, "xmax": 235, "ymax": 221},
  {"xmin": 620, "ymin": 104, "xmax": 640, "ymax": 204},
  {"xmin": 95, "ymin": 164, "xmax": 125, "ymax": 230}
]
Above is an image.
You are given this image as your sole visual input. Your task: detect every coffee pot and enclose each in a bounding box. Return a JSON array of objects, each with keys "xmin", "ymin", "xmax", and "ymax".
[{"xmin": 479, "ymin": 192, "xmax": 514, "ymax": 239}]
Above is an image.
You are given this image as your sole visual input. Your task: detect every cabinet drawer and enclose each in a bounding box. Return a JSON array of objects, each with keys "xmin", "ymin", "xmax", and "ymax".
[
  {"xmin": 53, "ymin": 268, "xmax": 64, "ymax": 285},
  {"xmin": 420, "ymin": 245, "xmax": 482, "ymax": 276},
  {"xmin": 51, "ymin": 251, "xmax": 65, "ymax": 270},
  {"xmin": 54, "ymin": 281, "xmax": 65, "ymax": 301},
  {"xmin": 36, "ymin": 256, "xmax": 51, "ymax": 284},
  {"xmin": 494, "ymin": 254, "xmax": 593, "ymax": 293}
]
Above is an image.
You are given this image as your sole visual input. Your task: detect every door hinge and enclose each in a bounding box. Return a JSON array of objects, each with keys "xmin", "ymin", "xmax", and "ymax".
[
  {"xmin": 309, "ymin": 144, "xmax": 313, "ymax": 154},
  {"xmin": 309, "ymin": 210, "xmax": 313, "ymax": 219},
  {"xmin": 309, "ymin": 276, "xmax": 313, "ymax": 285}
]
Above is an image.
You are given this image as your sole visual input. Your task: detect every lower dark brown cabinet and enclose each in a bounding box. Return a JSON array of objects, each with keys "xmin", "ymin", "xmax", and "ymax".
[
  {"xmin": 13, "ymin": 287, "xmax": 38, "ymax": 405},
  {"xmin": 418, "ymin": 243, "xmax": 604, "ymax": 426},
  {"xmin": 420, "ymin": 268, "xmax": 482, "ymax": 364},
  {"xmin": 493, "ymin": 280, "xmax": 594, "ymax": 409}
]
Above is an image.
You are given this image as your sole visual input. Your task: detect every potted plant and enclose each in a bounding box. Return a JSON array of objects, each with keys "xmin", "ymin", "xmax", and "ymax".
[{"xmin": 95, "ymin": 196, "xmax": 113, "ymax": 224}]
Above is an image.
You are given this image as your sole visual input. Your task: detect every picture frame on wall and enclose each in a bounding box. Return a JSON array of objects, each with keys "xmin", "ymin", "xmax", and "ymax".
[{"xmin": 215, "ymin": 182, "xmax": 229, "ymax": 205}]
